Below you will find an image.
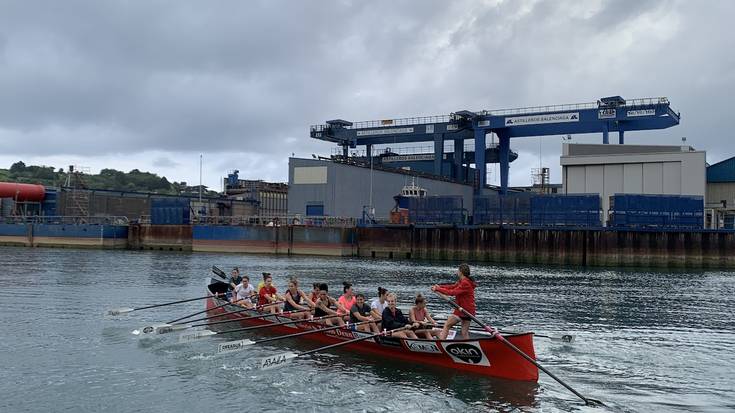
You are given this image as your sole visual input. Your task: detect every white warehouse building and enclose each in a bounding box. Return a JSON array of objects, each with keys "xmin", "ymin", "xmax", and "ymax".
[{"xmin": 560, "ymin": 144, "xmax": 706, "ymax": 223}]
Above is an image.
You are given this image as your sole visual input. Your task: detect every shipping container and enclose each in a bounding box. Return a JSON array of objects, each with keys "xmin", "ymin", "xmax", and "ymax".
[
  {"xmin": 473, "ymin": 193, "xmax": 532, "ymax": 225},
  {"xmin": 530, "ymin": 194, "xmax": 601, "ymax": 227},
  {"xmin": 608, "ymin": 194, "xmax": 703, "ymax": 229}
]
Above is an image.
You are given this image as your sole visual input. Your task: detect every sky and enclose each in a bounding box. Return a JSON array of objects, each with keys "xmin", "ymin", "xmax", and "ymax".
[{"xmin": 1, "ymin": 0, "xmax": 733, "ymax": 190}]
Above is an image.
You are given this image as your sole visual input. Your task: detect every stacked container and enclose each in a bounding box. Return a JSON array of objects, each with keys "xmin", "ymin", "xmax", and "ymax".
[
  {"xmin": 150, "ymin": 197, "xmax": 191, "ymax": 225},
  {"xmin": 530, "ymin": 194, "xmax": 602, "ymax": 227},
  {"xmin": 407, "ymin": 196, "xmax": 464, "ymax": 224},
  {"xmin": 608, "ymin": 194, "xmax": 703, "ymax": 229},
  {"xmin": 473, "ymin": 193, "xmax": 532, "ymax": 225}
]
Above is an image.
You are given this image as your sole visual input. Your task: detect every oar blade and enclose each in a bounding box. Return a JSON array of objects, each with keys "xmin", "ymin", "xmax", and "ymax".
[
  {"xmin": 132, "ymin": 323, "xmax": 190, "ymax": 337},
  {"xmin": 107, "ymin": 308, "xmax": 134, "ymax": 316},
  {"xmin": 560, "ymin": 334, "xmax": 575, "ymax": 344},
  {"xmin": 178, "ymin": 330, "xmax": 217, "ymax": 343},
  {"xmin": 257, "ymin": 352, "xmax": 298, "ymax": 370},
  {"xmin": 216, "ymin": 339, "xmax": 255, "ymax": 354}
]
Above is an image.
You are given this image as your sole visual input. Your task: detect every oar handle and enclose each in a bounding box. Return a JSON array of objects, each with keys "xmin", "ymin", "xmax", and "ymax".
[
  {"xmin": 253, "ymin": 319, "xmax": 380, "ymax": 346},
  {"xmin": 298, "ymin": 325, "xmax": 409, "ymax": 358}
]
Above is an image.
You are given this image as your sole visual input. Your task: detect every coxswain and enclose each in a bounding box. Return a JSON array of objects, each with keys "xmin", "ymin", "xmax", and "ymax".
[
  {"xmin": 337, "ymin": 282, "xmax": 356, "ymax": 319},
  {"xmin": 233, "ymin": 275, "xmax": 256, "ymax": 308},
  {"xmin": 313, "ymin": 283, "xmax": 345, "ymax": 326},
  {"xmin": 381, "ymin": 293, "xmax": 419, "ymax": 339},
  {"xmin": 282, "ymin": 277, "xmax": 314, "ymax": 319},
  {"xmin": 431, "ymin": 263, "xmax": 477, "ymax": 340},
  {"xmin": 258, "ymin": 274, "xmax": 281, "ymax": 314},
  {"xmin": 350, "ymin": 293, "xmax": 381, "ymax": 333},
  {"xmin": 409, "ymin": 293, "xmax": 438, "ymax": 339}
]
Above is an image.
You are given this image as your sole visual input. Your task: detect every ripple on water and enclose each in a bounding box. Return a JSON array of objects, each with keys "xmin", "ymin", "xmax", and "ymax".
[{"xmin": 1, "ymin": 246, "xmax": 734, "ymax": 412}]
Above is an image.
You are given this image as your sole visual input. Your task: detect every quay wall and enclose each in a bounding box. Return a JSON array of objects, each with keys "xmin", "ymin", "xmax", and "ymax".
[
  {"xmin": 0, "ymin": 223, "xmax": 128, "ymax": 249},
  {"xmin": 2, "ymin": 222, "xmax": 735, "ymax": 268},
  {"xmin": 192, "ymin": 225, "xmax": 355, "ymax": 256},
  {"xmin": 356, "ymin": 226, "xmax": 735, "ymax": 268}
]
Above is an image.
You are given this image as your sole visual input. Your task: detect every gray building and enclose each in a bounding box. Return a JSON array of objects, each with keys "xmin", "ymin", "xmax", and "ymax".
[
  {"xmin": 288, "ymin": 158, "xmax": 479, "ymax": 219},
  {"xmin": 560, "ymin": 143, "xmax": 706, "ymax": 222}
]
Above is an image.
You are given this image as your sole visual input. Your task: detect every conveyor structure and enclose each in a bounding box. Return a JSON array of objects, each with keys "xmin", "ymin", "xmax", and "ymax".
[{"xmin": 310, "ymin": 96, "xmax": 680, "ymax": 193}]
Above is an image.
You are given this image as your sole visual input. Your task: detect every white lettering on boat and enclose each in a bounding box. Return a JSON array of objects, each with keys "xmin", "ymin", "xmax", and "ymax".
[
  {"xmin": 440, "ymin": 341, "xmax": 491, "ymax": 366},
  {"xmin": 405, "ymin": 340, "xmax": 442, "ymax": 354}
]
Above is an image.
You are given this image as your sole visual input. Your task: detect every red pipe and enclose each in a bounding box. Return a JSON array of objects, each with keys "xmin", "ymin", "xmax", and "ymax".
[{"xmin": 0, "ymin": 182, "xmax": 46, "ymax": 202}]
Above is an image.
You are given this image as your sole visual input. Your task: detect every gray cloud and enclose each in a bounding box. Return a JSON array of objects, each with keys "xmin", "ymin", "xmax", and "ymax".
[{"xmin": 1, "ymin": 0, "xmax": 734, "ymax": 187}]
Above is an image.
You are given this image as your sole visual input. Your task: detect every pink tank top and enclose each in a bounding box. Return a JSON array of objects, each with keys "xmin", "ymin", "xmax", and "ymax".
[{"xmin": 413, "ymin": 307, "xmax": 427, "ymax": 322}]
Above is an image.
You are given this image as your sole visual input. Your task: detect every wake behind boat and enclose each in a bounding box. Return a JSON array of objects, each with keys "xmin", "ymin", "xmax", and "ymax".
[{"xmin": 203, "ymin": 278, "xmax": 539, "ymax": 382}]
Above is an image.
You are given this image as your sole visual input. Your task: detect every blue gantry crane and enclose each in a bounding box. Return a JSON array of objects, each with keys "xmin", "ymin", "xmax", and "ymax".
[{"xmin": 310, "ymin": 96, "xmax": 680, "ymax": 194}]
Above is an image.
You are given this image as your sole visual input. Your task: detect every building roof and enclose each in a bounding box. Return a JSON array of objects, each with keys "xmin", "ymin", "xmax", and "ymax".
[{"xmin": 707, "ymin": 156, "xmax": 735, "ymax": 183}]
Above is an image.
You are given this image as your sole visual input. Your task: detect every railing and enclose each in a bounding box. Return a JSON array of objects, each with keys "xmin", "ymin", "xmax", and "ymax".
[
  {"xmin": 310, "ymin": 97, "xmax": 673, "ymax": 132},
  {"xmin": 191, "ymin": 215, "xmax": 357, "ymax": 228},
  {"xmin": 1, "ymin": 215, "xmax": 130, "ymax": 225}
]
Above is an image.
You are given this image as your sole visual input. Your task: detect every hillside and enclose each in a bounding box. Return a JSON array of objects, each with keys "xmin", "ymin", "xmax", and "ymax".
[{"xmin": 1, "ymin": 161, "xmax": 219, "ymax": 196}]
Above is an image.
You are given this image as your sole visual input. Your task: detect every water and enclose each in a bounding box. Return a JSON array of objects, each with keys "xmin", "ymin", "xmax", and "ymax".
[{"xmin": 0, "ymin": 246, "xmax": 733, "ymax": 412}]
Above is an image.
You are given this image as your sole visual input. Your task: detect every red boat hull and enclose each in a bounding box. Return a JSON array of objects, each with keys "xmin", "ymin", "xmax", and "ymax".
[{"xmin": 205, "ymin": 292, "xmax": 539, "ymax": 382}]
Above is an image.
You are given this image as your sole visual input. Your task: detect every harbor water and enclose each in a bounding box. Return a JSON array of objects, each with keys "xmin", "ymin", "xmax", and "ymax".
[{"xmin": 0, "ymin": 246, "xmax": 733, "ymax": 412}]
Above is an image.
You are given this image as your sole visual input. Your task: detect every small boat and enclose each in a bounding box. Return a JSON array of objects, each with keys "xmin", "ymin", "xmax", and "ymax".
[{"xmin": 205, "ymin": 279, "xmax": 539, "ymax": 382}]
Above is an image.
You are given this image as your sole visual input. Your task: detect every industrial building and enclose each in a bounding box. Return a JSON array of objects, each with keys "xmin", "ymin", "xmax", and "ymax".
[
  {"xmin": 224, "ymin": 171, "xmax": 288, "ymax": 217},
  {"xmin": 561, "ymin": 143, "xmax": 706, "ymax": 222},
  {"xmin": 705, "ymin": 156, "xmax": 735, "ymax": 228},
  {"xmin": 288, "ymin": 157, "xmax": 476, "ymax": 219}
]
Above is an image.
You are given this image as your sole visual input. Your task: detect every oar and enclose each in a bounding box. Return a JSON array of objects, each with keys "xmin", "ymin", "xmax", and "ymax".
[
  {"xmin": 176, "ymin": 300, "xmax": 286, "ymax": 325},
  {"xmin": 166, "ymin": 297, "xmax": 250, "ymax": 324},
  {"xmin": 132, "ymin": 301, "xmax": 290, "ymax": 336},
  {"xmin": 433, "ymin": 317, "xmax": 574, "ymax": 343},
  {"xmin": 433, "ymin": 292, "xmax": 603, "ymax": 407},
  {"xmin": 177, "ymin": 313, "xmax": 341, "ymax": 343},
  {"xmin": 106, "ymin": 294, "xmax": 221, "ymax": 316},
  {"xmin": 215, "ymin": 319, "xmax": 379, "ymax": 354},
  {"xmin": 255, "ymin": 325, "xmax": 411, "ymax": 370},
  {"xmin": 211, "ymin": 266, "xmax": 228, "ymax": 281}
]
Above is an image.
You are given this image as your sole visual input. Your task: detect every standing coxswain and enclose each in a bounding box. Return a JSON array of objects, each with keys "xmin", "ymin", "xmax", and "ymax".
[{"xmin": 431, "ymin": 263, "xmax": 477, "ymax": 340}]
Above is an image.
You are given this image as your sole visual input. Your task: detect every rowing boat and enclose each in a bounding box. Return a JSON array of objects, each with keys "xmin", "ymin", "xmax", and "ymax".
[{"xmin": 204, "ymin": 279, "xmax": 539, "ymax": 382}]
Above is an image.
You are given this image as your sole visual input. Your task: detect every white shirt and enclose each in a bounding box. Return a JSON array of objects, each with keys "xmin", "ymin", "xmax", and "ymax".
[
  {"xmin": 370, "ymin": 297, "xmax": 387, "ymax": 314},
  {"xmin": 234, "ymin": 283, "xmax": 255, "ymax": 302}
]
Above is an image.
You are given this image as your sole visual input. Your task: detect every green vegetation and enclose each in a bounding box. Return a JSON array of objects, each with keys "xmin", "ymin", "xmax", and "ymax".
[{"xmin": 1, "ymin": 161, "xmax": 219, "ymax": 196}]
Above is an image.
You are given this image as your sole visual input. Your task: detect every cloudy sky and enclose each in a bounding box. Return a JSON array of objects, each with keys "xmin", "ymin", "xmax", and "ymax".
[{"xmin": 1, "ymin": 0, "xmax": 733, "ymax": 189}]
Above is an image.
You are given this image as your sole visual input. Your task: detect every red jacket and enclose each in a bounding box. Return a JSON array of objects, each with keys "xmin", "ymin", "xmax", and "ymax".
[{"xmin": 435, "ymin": 277, "xmax": 477, "ymax": 316}]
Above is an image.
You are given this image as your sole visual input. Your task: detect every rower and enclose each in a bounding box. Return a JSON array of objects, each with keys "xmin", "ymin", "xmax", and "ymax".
[
  {"xmin": 350, "ymin": 293, "xmax": 380, "ymax": 333},
  {"xmin": 409, "ymin": 293, "xmax": 438, "ymax": 339},
  {"xmin": 381, "ymin": 293, "xmax": 419, "ymax": 339},
  {"xmin": 282, "ymin": 277, "xmax": 314, "ymax": 319},
  {"xmin": 256, "ymin": 272, "xmax": 271, "ymax": 294},
  {"xmin": 337, "ymin": 282, "xmax": 356, "ymax": 319},
  {"xmin": 258, "ymin": 274, "xmax": 281, "ymax": 314},
  {"xmin": 313, "ymin": 283, "xmax": 345, "ymax": 326},
  {"xmin": 370, "ymin": 287, "xmax": 388, "ymax": 324},
  {"xmin": 431, "ymin": 263, "xmax": 477, "ymax": 340},
  {"xmin": 233, "ymin": 275, "xmax": 256, "ymax": 308},
  {"xmin": 309, "ymin": 283, "xmax": 320, "ymax": 303},
  {"xmin": 228, "ymin": 267, "xmax": 243, "ymax": 297}
]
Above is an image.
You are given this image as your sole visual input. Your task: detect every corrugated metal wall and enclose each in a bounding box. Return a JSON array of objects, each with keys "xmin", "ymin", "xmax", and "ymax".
[{"xmin": 288, "ymin": 158, "xmax": 478, "ymax": 219}]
